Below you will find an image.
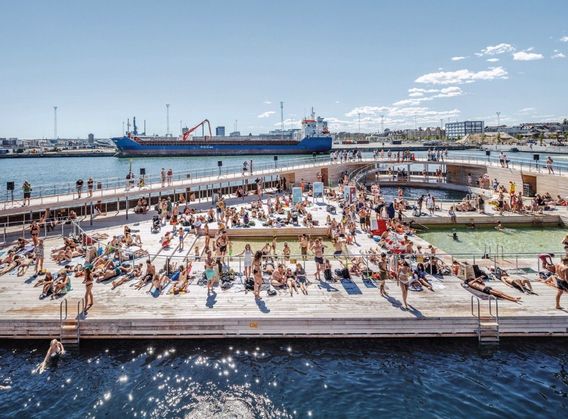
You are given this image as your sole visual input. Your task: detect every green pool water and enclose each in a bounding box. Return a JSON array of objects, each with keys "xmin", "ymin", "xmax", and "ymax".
[
  {"xmin": 229, "ymin": 238, "xmax": 332, "ymax": 257},
  {"xmin": 418, "ymin": 226, "xmax": 568, "ymax": 256}
]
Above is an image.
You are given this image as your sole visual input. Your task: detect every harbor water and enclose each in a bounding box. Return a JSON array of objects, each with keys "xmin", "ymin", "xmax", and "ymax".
[{"xmin": 0, "ymin": 338, "xmax": 566, "ymax": 418}]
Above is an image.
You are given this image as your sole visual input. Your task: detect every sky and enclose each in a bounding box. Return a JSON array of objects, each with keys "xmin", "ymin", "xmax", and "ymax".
[{"xmin": 0, "ymin": 0, "xmax": 567, "ymax": 138}]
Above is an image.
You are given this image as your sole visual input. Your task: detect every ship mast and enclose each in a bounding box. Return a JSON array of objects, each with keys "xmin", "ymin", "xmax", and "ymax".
[{"xmin": 280, "ymin": 101, "xmax": 284, "ymax": 142}]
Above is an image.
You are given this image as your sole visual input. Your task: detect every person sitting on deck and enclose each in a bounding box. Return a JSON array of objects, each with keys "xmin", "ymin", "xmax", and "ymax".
[
  {"xmin": 170, "ymin": 263, "xmax": 193, "ymax": 295},
  {"xmin": 51, "ymin": 272, "xmax": 71, "ymax": 299},
  {"xmin": 270, "ymin": 264, "xmax": 288, "ymax": 288},
  {"xmin": 412, "ymin": 263, "xmax": 434, "ymax": 291},
  {"xmin": 464, "ymin": 276, "xmax": 521, "ymax": 302},
  {"xmin": 161, "ymin": 232, "xmax": 172, "ymax": 248},
  {"xmin": 38, "ymin": 272, "xmax": 55, "ymax": 298},
  {"xmin": 134, "ymin": 260, "xmax": 156, "ymax": 290}
]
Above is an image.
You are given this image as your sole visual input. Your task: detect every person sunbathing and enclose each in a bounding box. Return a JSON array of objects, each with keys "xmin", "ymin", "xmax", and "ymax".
[
  {"xmin": 38, "ymin": 272, "xmax": 55, "ymax": 298},
  {"xmin": 16, "ymin": 254, "xmax": 34, "ymax": 277},
  {"xmin": 0, "ymin": 255, "xmax": 21, "ymax": 277},
  {"xmin": 493, "ymin": 267, "xmax": 535, "ymax": 294},
  {"xmin": 294, "ymin": 263, "xmax": 308, "ymax": 295},
  {"xmin": 412, "ymin": 263, "xmax": 434, "ymax": 291},
  {"xmin": 94, "ymin": 261, "xmax": 129, "ymax": 283},
  {"xmin": 111, "ymin": 263, "xmax": 142, "ymax": 289},
  {"xmin": 465, "ymin": 277, "xmax": 521, "ymax": 302},
  {"xmin": 270, "ymin": 265, "xmax": 288, "ymax": 288},
  {"xmin": 149, "ymin": 272, "xmax": 170, "ymax": 295},
  {"xmin": 50, "ymin": 237, "xmax": 76, "ymax": 254},
  {"xmin": 51, "ymin": 273, "xmax": 70, "ymax": 298},
  {"xmin": 170, "ymin": 263, "xmax": 193, "ymax": 294}
]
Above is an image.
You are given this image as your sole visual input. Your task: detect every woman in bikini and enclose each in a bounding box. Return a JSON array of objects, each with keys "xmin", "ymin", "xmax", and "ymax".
[{"xmin": 252, "ymin": 251, "xmax": 263, "ymax": 300}]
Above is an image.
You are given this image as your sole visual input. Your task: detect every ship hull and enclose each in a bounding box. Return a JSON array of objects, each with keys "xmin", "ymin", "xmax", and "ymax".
[{"xmin": 112, "ymin": 136, "xmax": 333, "ymax": 157}]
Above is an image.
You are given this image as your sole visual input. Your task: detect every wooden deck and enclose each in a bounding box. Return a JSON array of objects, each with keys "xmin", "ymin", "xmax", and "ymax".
[{"xmin": 1, "ymin": 215, "xmax": 567, "ymax": 341}]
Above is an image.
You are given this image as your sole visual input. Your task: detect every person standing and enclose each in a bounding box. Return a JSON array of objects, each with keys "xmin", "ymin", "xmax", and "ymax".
[
  {"xmin": 76, "ymin": 178, "xmax": 84, "ymax": 199},
  {"xmin": 22, "ymin": 180, "xmax": 32, "ymax": 206},
  {"xmin": 87, "ymin": 177, "xmax": 94, "ymax": 197},
  {"xmin": 167, "ymin": 168, "xmax": 173, "ymax": 186},
  {"xmin": 547, "ymin": 156, "xmax": 554, "ymax": 174},
  {"xmin": 160, "ymin": 168, "xmax": 166, "ymax": 187},
  {"xmin": 34, "ymin": 239, "xmax": 45, "ymax": 275},
  {"xmin": 83, "ymin": 268, "xmax": 94, "ymax": 314},
  {"xmin": 252, "ymin": 251, "xmax": 263, "ymax": 300}
]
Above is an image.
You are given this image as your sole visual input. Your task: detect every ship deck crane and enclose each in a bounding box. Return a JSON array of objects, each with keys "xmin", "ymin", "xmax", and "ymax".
[{"xmin": 182, "ymin": 119, "xmax": 213, "ymax": 141}]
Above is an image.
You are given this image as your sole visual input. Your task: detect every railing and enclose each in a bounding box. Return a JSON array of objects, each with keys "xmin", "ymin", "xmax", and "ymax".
[
  {"xmin": 3, "ymin": 151, "xmax": 566, "ymax": 207},
  {"xmin": 59, "ymin": 298, "xmax": 68, "ymax": 325},
  {"xmin": 489, "ymin": 295, "xmax": 499, "ymax": 320}
]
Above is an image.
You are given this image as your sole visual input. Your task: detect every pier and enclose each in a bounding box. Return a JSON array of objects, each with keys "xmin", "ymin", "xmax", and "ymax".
[{"xmin": 1, "ymin": 153, "xmax": 567, "ymax": 344}]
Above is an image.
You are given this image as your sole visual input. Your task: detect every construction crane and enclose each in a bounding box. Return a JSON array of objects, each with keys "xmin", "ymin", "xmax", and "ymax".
[{"xmin": 182, "ymin": 119, "xmax": 213, "ymax": 141}]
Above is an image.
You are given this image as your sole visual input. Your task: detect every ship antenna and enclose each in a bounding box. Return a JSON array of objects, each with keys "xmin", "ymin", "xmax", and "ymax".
[{"xmin": 280, "ymin": 101, "xmax": 284, "ymax": 142}]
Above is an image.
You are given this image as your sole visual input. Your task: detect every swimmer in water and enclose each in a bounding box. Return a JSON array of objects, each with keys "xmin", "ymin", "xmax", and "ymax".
[
  {"xmin": 37, "ymin": 339, "xmax": 65, "ymax": 373},
  {"xmin": 495, "ymin": 221, "xmax": 504, "ymax": 231},
  {"xmin": 452, "ymin": 232, "xmax": 459, "ymax": 241}
]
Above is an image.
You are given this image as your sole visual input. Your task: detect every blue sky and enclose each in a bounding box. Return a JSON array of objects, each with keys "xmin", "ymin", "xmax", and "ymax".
[{"xmin": 0, "ymin": 0, "xmax": 567, "ymax": 138}]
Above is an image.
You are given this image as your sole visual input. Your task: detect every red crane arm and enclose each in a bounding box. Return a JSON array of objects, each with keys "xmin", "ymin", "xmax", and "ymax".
[{"xmin": 182, "ymin": 119, "xmax": 213, "ymax": 140}]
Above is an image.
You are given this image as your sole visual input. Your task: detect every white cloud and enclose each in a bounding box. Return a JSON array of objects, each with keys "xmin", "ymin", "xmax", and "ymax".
[
  {"xmin": 480, "ymin": 43, "xmax": 515, "ymax": 55},
  {"xmin": 513, "ymin": 50, "xmax": 544, "ymax": 61},
  {"xmin": 552, "ymin": 52, "xmax": 566, "ymax": 59},
  {"xmin": 274, "ymin": 118, "xmax": 301, "ymax": 128},
  {"xmin": 257, "ymin": 111, "xmax": 275, "ymax": 118},
  {"xmin": 408, "ymin": 88, "xmax": 438, "ymax": 97},
  {"xmin": 335, "ymin": 100, "xmax": 341, "ymax": 104},
  {"xmin": 438, "ymin": 86, "xmax": 463, "ymax": 97},
  {"xmin": 560, "ymin": 36, "xmax": 568, "ymax": 42},
  {"xmin": 415, "ymin": 67, "xmax": 508, "ymax": 85},
  {"xmin": 345, "ymin": 106, "xmax": 389, "ymax": 117},
  {"xmin": 263, "ymin": 100, "xmax": 272, "ymax": 105},
  {"xmin": 518, "ymin": 107, "xmax": 535, "ymax": 113},
  {"xmin": 451, "ymin": 56, "xmax": 467, "ymax": 61},
  {"xmin": 486, "ymin": 58, "xmax": 499, "ymax": 62}
]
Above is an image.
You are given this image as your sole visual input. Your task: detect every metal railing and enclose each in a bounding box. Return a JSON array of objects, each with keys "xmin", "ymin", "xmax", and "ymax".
[{"xmin": 3, "ymin": 152, "xmax": 566, "ymax": 207}]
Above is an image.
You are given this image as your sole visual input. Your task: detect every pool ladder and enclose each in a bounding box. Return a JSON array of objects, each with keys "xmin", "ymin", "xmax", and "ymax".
[
  {"xmin": 471, "ymin": 296, "xmax": 500, "ymax": 345},
  {"xmin": 59, "ymin": 298, "xmax": 84, "ymax": 347}
]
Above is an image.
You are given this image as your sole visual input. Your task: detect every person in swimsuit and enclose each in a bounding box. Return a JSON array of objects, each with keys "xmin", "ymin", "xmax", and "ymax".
[
  {"xmin": 310, "ymin": 238, "xmax": 326, "ymax": 281},
  {"xmin": 398, "ymin": 261, "xmax": 411, "ymax": 309},
  {"xmin": 216, "ymin": 230, "xmax": 228, "ymax": 263},
  {"xmin": 237, "ymin": 243, "xmax": 253, "ymax": 279},
  {"xmin": 38, "ymin": 339, "xmax": 65, "ymax": 373},
  {"xmin": 252, "ymin": 251, "xmax": 263, "ymax": 299},
  {"xmin": 30, "ymin": 221, "xmax": 40, "ymax": 246},
  {"xmin": 465, "ymin": 277, "xmax": 521, "ymax": 303},
  {"xmin": 83, "ymin": 268, "xmax": 94, "ymax": 313},
  {"xmin": 294, "ymin": 263, "xmax": 308, "ymax": 295},
  {"xmin": 299, "ymin": 234, "xmax": 309, "ymax": 261},
  {"xmin": 377, "ymin": 253, "xmax": 388, "ymax": 297},
  {"xmin": 553, "ymin": 257, "xmax": 568, "ymax": 309},
  {"xmin": 205, "ymin": 259, "xmax": 217, "ymax": 293}
]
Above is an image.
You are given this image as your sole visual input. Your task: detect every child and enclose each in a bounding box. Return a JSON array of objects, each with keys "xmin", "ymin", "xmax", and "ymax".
[
  {"xmin": 194, "ymin": 246, "xmax": 200, "ymax": 261},
  {"xmin": 178, "ymin": 227, "xmax": 184, "ymax": 251}
]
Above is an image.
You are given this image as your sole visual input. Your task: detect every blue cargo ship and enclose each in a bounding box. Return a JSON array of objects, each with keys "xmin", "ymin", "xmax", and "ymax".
[{"xmin": 112, "ymin": 112, "xmax": 332, "ymax": 157}]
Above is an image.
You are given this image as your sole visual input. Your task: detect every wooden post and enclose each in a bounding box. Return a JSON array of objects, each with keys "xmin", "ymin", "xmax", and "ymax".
[{"xmin": 90, "ymin": 202, "xmax": 93, "ymax": 226}]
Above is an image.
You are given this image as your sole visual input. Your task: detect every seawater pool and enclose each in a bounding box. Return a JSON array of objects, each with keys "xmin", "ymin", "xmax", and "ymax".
[
  {"xmin": 229, "ymin": 238, "xmax": 332, "ymax": 257},
  {"xmin": 418, "ymin": 225, "xmax": 568, "ymax": 256},
  {"xmin": 379, "ymin": 186, "xmax": 468, "ymax": 201},
  {"xmin": 0, "ymin": 339, "xmax": 566, "ymax": 418}
]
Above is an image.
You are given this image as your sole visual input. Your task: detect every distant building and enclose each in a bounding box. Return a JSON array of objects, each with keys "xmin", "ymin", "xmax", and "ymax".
[
  {"xmin": 229, "ymin": 131, "xmax": 241, "ymax": 137},
  {"xmin": 88, "ymin": 133, "xmax": 95, "ymax": 144},
  {"xmin": 215, "ymin": 126, "xmax": 225, "ymax": 136},
  {"xmin": 445, "ymin": 121, "xmax": 484, "ymax": 139}
]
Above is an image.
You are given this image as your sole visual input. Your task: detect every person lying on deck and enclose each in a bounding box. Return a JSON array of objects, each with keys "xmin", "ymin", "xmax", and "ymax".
[
  {"xmin": 0, "ymin": 255, "xmax": 21, "ymax": 277},
  {"xmin": 50, "ymin": 237, "xmax": 77, "ymax": 254},
  {"xmin": 465, "ymin": 277, "xmax": 521, "ymax": 303},
  {"xmin": 492, "ymin": 267, "xmax": 535, "ymax": 294},
  {"xmin": 94, "ymin": 261, "xmax": 131, "ymax": 283},
  {"xmin": 111, "ymin": 263, "xmax": 143, "ymax": 289},
  {"xmin": 16, "ymin": 254, "xmax": 35, "ymax": 277}
]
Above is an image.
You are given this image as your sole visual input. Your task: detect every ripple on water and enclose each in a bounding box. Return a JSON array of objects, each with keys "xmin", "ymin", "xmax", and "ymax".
[{"xmin": 0, "ymin": 339, "xmax": 567, "ymax": 417}]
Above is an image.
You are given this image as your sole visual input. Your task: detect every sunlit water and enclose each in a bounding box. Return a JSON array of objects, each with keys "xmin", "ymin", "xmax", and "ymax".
[
  {"xmin": 419, "ymin": 226, "xmax": 568, "ymax": 256},
  {"xmin": 0, "ymin": 339, "xmax": 566, "ymax": 418}
]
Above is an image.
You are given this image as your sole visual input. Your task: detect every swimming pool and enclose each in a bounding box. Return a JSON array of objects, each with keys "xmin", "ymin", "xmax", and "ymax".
[
  {"xmin": 229, "ymin": 238, "xmax": 333, "ymax": 257},
  {"xmin": 379, "ymin": 186, "xmax": 468, "ymax": 201},
  {"xmin": 418, "ymin": 226, "xmax": 568, "ymax": 256}
]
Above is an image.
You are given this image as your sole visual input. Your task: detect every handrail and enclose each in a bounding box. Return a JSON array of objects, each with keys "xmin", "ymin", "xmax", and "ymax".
[
  {"xmin": 3, "ymin": 151, "xmax": 567, "ymax": 205},
  {"xmin": 470, "ymin": 295, "xmax": 480, "ymax": 319},
  {"xmin": 489, "ymin": 296, "xmax": 499, "ymax": 320},
  {"xmin": 59, "ymin": 298, "xmax": 68, "ymax": 324}
]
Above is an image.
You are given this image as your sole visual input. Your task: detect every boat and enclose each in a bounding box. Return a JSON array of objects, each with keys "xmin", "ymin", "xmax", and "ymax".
[{"xmin": 112, "ymin": 111, "xmax": 332, "ymax": 157}]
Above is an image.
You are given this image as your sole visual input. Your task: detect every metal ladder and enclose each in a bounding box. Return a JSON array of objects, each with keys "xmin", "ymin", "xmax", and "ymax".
[
  {"xmin": 471, "ymin": 295, "xmax": 500, "ymax": 345},
  {"xmin": 59, "ymin": 298, "xmax": 83, "ymax": 347}
]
